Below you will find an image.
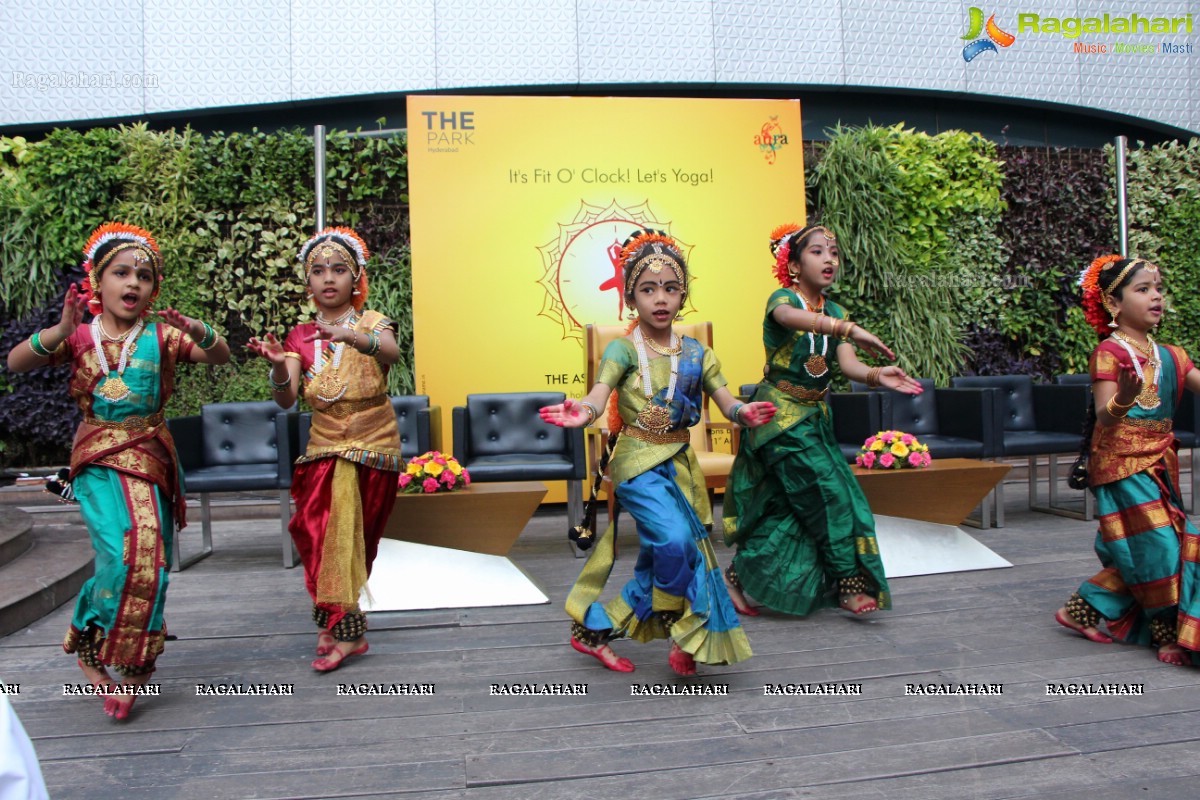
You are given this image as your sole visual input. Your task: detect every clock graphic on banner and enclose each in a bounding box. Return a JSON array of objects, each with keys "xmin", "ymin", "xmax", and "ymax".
[{"xmin": 537, "ymin": 200, "xmax": 695, "ymax": 344}]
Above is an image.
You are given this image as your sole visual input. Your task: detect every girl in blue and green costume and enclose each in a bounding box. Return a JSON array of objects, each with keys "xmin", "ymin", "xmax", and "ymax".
[
  {"xmin": 1056, "ymin": 255, "xmax": 1200, "ymax": 667},
  {"xmin": 723, "ymin": 223, "xmax": 921, "ymax": 618},
  {"xmin": 540, "ymin": 230, "xmax": 777, "ymax": 675},
  {"xmin": 6, "ymin": 222, "xmax": 231, "ymax": 719}
]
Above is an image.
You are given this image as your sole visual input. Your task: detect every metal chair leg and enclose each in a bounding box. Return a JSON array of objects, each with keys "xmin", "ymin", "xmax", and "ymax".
[
  {"xmin": 173, "ymin": 493, "xmax": 215, "ymax": 571},
  {"xmin": 280, "ymin": 489, "xmax": 298, "ymax": 568},
  {"xmin": 1185, "ymin": 448, "xmax": 1195, "ymax": 515},
  {"xmin": 993, "ymin": 473, "xmax": 1006, "ymax": 528},
  {"xmin": 1030, "ymin": 454, "xmax": 1094, "ymax": 521}
]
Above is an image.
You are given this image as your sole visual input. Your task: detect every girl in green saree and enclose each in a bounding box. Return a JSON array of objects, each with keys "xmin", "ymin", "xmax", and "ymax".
[
  {"xmin": 7, "ymin": 223, "xmax": 231, "ymax": 719},
  {"xmin": 723, "ymin": 223, "xmax": 921, "ymax": 618}
]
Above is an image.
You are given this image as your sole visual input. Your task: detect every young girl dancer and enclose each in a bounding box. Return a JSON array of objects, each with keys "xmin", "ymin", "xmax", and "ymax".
[
  {"xmin": 6, "ymin": 222, "xmax": 231, "ymax": 719},
  {"xmin": 248, "ymin": 227, "xmax": 402, "ymax": 673},
  {"xmin": 541, "ymin": 229, "xmax": 776, "ymax": 675},
  {"xmin": 723, "ymin": 223, "xmax": 921, "ymax": 618},
  {"xmin": 1055, "ymin": 255, "xmax": 1200, "ymax": 666}
]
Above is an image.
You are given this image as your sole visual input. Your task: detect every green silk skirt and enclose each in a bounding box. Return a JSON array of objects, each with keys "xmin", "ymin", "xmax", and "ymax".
[{"xmin": 724, "ymin": 404, "xmax": 890, "ymax": 616}]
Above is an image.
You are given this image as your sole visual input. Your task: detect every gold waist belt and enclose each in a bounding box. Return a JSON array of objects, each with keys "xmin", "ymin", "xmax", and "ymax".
[
  {"xmin": 1122, "ymin": 417, "xmax": 1173, "ymax": 433},
  {"xmin": 774, "ymin": 380, "xmax": 828, "ymax": 402},
  {"xmin": 84, "ymin": 411, "xmax": 165, "ymax": 432},
  {"xmin": 622, "ymin": 426, "xmax": 690, "ymax": 445},
  {"xmin": 319, "ymin": 394, "xmax": 388, "ymax": 419}
]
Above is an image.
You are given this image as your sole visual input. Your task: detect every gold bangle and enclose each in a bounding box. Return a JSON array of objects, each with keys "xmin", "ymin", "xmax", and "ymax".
[
  {"xmin": 810, "ymin": 314, "xmax": 821, "ymax": 334},
  {"xmin": 1106, "ymin": 396, "xmax": 1131, "ymax": 417},
  {"xmin": 1109, "ymin": 394, "xmax": 1135, "ymax": 409},
  {"xmin": 866, "ymin": 366, "xmax": 882, "ymax": 388}
]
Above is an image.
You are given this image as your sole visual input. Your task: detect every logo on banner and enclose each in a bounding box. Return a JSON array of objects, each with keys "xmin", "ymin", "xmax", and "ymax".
[
  {"xmin": 754, "ymin": 116, "xmax": 790, "ymax": 165},
  {"xmin": 961, "ymin": 7, "xmax": 1016, "ymax": 61},
  {"xmin": 536, "ymin": 200, "xmax": 695, "ymax": 343}
]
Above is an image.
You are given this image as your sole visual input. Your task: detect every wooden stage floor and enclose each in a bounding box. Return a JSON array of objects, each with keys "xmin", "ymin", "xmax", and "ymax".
[{"xmin": 3, "ymin": 492, "xmax": 1199, "ymax": 800}]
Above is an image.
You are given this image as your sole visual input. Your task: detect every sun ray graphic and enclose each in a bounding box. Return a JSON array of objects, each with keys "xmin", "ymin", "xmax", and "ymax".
[{"xmin": 536, "ymin": 199, "xmax": 695, "ymax": 344}]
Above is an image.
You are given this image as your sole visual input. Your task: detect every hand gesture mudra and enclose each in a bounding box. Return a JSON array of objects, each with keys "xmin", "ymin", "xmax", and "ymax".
[
  {"xmin": 58, "ymin": 283, "xmax": 88, "ymax": 337},
  {"xmin": 247, "ymin": 333, "xmax": 288, "ymax": 366}
]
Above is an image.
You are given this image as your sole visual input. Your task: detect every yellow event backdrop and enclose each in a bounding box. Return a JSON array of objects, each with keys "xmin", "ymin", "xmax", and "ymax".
[{"xmin": 408, "ymin": 95, "xmax": 805, "ymax": 499}]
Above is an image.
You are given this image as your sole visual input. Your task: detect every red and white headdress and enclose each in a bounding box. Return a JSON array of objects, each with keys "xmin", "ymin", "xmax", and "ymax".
[
  {"xmin": 79, "ymin": 222, "xmax": 164, "ymax": 315},
  {"xmin": 298, "ymin": 226, "xmax": 371, "ymax": 310}
]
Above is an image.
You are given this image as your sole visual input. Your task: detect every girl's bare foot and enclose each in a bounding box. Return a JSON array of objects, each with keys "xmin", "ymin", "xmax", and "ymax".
[
  {"xmin": 77, "ymin": 659, "xmax": 114, "ymax": 693},
  {"xmin": 668, "ymin": 641, "xmax": 696, "ymax": 676},
  {"xmin": 1157, "ymin": 643, "xmax": 1190, "ymax": 666},
  {"xmin": 1054, "ymin": 607, "xmax": 1113, "ymax": 643},
  {"xmin": 839, "ymin": 592, "xmax": 878, "ymax": 615},
  {"xmin": 570, "ymin": 637, "xmax": 635, "ymax": 672},
  {"xmin": 312, "ymin": 637, "xmax": 368, "ymax": 673},
  {"xmin": 106, "ymin": 671, "xmax": 153, "ymax": 721},
  {"xmin": 723, "ymin": 568, "xmax": 759, "ymax": 617}
]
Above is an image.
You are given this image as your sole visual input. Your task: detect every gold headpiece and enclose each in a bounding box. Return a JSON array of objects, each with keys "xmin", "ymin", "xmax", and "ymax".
[
  {"xmin": 305, "ymin": 241, "xmax": 358, "ymax": 277},
  {"xmin": 620, "ymin": 233, "xmax": 688, "ymax": 299}
]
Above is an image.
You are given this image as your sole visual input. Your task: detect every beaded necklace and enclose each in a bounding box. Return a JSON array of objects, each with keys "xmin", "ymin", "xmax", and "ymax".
[
  {"xmin": 632, "ymin": 326, "xmax": 678, "ymax": 434},
  {"xmin": 1110, "ymin": 330, "xmax": 1161, "ymax": 410},
  {"xmin": 793, "ymin": 289, "xmax": 829, "ymax": 378},
  {"xmin": 312, "ymin": 311, "xmax": 359, "ymax": 403},
  {"xmin": 91, "ymin": 315, "xmax": 144, "ymax": 402}
]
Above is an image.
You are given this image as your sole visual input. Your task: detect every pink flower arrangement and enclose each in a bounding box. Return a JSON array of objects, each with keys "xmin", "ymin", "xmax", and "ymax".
[
  {"xmin": 400, "ymin": 451, "xmax": 471, "ymax": 493},
  {"xmin": 856, "ymin": 430, "xmax": 932, "ymax": 470}
]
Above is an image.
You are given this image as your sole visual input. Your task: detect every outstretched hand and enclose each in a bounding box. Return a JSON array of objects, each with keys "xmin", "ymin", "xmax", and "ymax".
[
  {"xmin": 539, "ymin": 399, "xmax": 591, "ymax": 428},
  {"xmin": 738, "ymin": 401, "xmax": 777, "ymax": 428},
  {"xmin": 247, "ymin": 333, "xmax": 288, "ymax": 366},
  {"xmin": 849, "ymin": 325, "xmax": 897, "ymax": 361},
  {"xmin": 303, "ymin": 320, "xmax": 353, "ymax": 345},
  {"xmin": 880, "ymin": 367, "xmax": 923, "ymax": 395},
  {"xmin": 1115, "ymin": 363, "xmax": 1142, "ymax": 405},
  {"xmin": 156, "ymin": 307, "xmax": 198, "ymax": 335}
]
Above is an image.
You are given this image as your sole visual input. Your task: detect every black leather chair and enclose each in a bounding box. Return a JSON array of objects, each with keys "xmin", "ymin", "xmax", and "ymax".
[
  {"xmin": 1174, "ymin": 391, "xmax": 1198, "ymax": 513},
  {"xmin": 168, "ymin": 401, "xmax": 295, "ymax": 570},
  {"xmin": 453, "ymin": 392, "xmax": 586, "ymax": 529},
  {"xmin": 1054, "ymin": 374, "xmax": 1096, "ymax": 519},
  {"xmin": 851, "ymin": 378, "xmax": 999, "ymax": 527},
  {"xmin": 952, "ymin": 375, "xmax": 1090, "ymax": 526},
  {"xmin": 829, "ymin": 391, "xmax": 885, "ymax": 464}
]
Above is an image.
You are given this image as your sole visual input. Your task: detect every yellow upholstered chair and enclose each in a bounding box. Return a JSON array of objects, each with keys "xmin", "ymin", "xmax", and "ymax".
[{"xmin": 584, "ymin": 322, "xmax": 737, "ymax": 523}]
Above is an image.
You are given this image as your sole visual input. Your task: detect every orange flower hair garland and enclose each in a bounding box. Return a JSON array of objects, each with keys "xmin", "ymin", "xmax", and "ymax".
[
  {"xmin": 770, "ymin": 223, "xmax": 804, "ymax": 287},
  {"xmin": 1078, "ymin": 253, "xmax": 1124, "ymax": 336}
]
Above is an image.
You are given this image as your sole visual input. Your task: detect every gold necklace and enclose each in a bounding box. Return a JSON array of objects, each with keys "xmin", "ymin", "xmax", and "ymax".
[
  {"xmin": 1113, "ymin": 330, "xmax": 1153, "ymax": 357},
  {"xmin": 96, "ymin": 315, "xmax": 134, "ymax": 342},
  {"xmin": 795, "ymin": 289, "xmax": 824, "ymax": 312},
  {"xmin": 316, "ymin": 307, "xmax": 355, "ymax": 326},
  {"xmin": 643, "ymin": 334, "xmax": 682, "ymax": 356},
  {"xmin": 1110, "ymin": 331, "xmax": 1161, "ymax": 410}
]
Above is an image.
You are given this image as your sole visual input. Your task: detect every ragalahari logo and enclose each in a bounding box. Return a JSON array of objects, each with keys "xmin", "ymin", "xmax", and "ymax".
[
  {"xmin": 755, "ymin": 116, "xmax": 789, "ymax": 165},
  {"xmin": 961, "ymin": 7, "xmax": 1016, "ymax": 61}
]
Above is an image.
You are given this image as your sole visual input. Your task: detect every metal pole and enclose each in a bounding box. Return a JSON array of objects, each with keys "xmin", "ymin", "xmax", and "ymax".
[
  {"xmin": 314, "ymin": 125, "xmax": 326, "ymax": 231},
  {"xmin": 1114, "ymin": 135, "xmax": 1128, "ymax": 257}
]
